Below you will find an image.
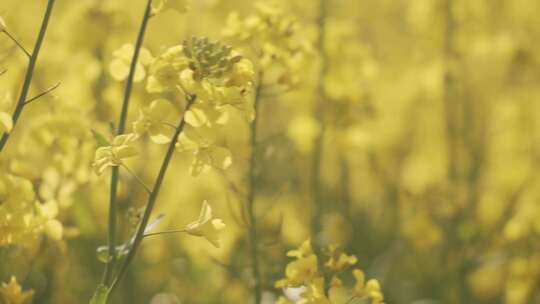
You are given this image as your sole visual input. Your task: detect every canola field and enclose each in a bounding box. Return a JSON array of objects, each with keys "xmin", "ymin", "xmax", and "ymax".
[{"xmin": 0, "ymin": 0, "xmax": 539, "ymax": 303}]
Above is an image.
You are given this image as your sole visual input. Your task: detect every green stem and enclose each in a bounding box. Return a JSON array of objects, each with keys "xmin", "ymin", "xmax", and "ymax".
[
  {"xmin": 339, "ymin": 154, "xmax": 352, "ymax": 217},
  {"xmin": 24, "ymin": 81, "xmax": 60, "ymax": 105},
  {"xmin": 109, "ymin": 96, "xmax": 196, "ymax": 294},
  {"xmin": 247, "ymin": 72, "xmax": 264, "ymax": 304},
  {"xmin": 311, "ymin": 0, "xmax": 329, "ymax": 238},
  {"xmin": 443, "ymin": 0, "xmax": 458, "ymax": 184},
  {"xmin": 121, "ymin": 164, "xmax": 152, "ymax": 194},
  {"xmin": 101, "ymin": 0, "xmax": 154, "ymax": 286},
  {"xmin": 3, "ymin": 30, "xmax": 31, "ymax": 59},
  {"xmin": 0, "ymin": 0, "xmax": 56, "ymax": 153},
  {"xmin": 143, "ymin": 229, "xmax": 187, "ymax": 238}
]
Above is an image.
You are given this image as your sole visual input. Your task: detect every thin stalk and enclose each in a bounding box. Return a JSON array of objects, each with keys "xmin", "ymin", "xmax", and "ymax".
[
  {"xmin": 247, "ymin": 72, "xmax": 264, "ymax": 304},
  {"xmin": 24, "ymin": 81, "xmax": 60, "ymax": 105},
  {"xmin": 143, "ymin": 229, "xmax": 186, "ymax": 238},
  {"xmin": 442, "ymin": 1, "xmax": 473, "ymax": 302},
  {"xmin": 339, "ymin": 154, "xmax": 352, "ymax": 216},
  {"xmin": 443, "ymin": 0, "xmax": 458, "ymax": 183},
  {"xmin": 121, "ymin": 164, "xmax": 152, "ymax": 194},
  {"xmin": 109, "ymin": 96, "xmax": 196, "ymax": 293},
  {"xmin": 0, "ymin": 0, "xmax": 56, "ymax": 153},
  {"xmin": 311, "ymin": 0, "xmax": 329, "ymax": 237},
  {"xmin": 101, "ymin": 0, "xmax": 154, "ymax": 286},
  {"xmin": 3, "ymin": 30, "xmax": 31, "ymax": 59}
]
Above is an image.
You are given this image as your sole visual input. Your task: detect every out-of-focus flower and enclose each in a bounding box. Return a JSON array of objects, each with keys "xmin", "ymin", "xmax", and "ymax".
[
  {"xmin": 35, "ymin": 200, "xmax": 63, "ymax": 241},
  {"xmin": 185, "ymin": 200, "xmax": 225, "ymax": 248},
  {"xmin": 0, "ymin": 112, "xmax": 13, "ymax": 134},
  {"xmin": 287, "ymin": 115, "xmax": 321, "ymax": 153},
  {"xmin": 152, "ymin": 0, "xmax": 191, "ymax": 15},
  {"xmin": 92, "ymin": 133, "xmax": 138, "ymax": 175},
  {"xmin": 223, "ymin": 2, "xmax": 312, "ymax": 89},
  {"xmin": 133, "ymin": 99, "xmax": 176, "ymax": 144},
  {"xmin": 0, "ymin": 276, "xmax": 34, "ymax": 304},
  {"xmin": 0, "ymin": 173, "xmax": 41, "ymax": 247},
  {"xmin": 109, "ymin": 44, "xmax": 153, "ymax": 82}
]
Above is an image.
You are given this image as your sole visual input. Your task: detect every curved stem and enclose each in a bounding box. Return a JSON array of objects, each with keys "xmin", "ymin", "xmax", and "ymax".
[
  {"xmin": 109, "ymin": 96, "xmax": 196, "ymax": 294},
  {"xmin": 247, "ymin": 71, "xmax": 264, "ymax": 304},
  {"xmin": 101, "ymin": 0, "xmax": 154, "ymax": 286},
  {"xmin": 0, "ymin": 0, "xmax": 56, "ymax": 153}
]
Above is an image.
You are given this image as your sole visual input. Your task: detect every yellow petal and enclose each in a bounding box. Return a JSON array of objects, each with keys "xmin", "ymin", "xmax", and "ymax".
[
  {"xmin": 109, "ymin": 58, "xmax": 130, "ymax": 81},
  {"xmin": 149, "ymin": 98, "xmax": 175, "ymax": 120},
  {"xmin": 185, "ymin": 106, "xmax": 208, "ymax": 128},
  {"xmin": 45, "ymin": 219, "xmax": 63, "ymax": 240},
  {"xmin": 0, "ymin": 112, "xmax": 13, "ymax": 133}
]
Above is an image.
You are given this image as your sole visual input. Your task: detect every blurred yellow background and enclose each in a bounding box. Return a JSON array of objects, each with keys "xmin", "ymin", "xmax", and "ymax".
[{"xmin": 1, "ymin": 0, "xmax": 540, "ymax": 303}]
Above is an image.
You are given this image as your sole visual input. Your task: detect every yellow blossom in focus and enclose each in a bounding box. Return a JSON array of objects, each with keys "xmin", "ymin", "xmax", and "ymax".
[
  {"xmin": 0, "ymin": 276, "xmax": 34, "ymax": 304},
  {"xmin": 133, "ymin": 99, "xmax": 176, "ymax": 144},
  {"xmin": 176, "ymin": 126, "xmax": 232, "ymax": 176},
  {"xmin": 92, "ymin": 133, "xmax": 138, "ymax": 175},
  {"xmin": 185, "ymin": 200, "xmax": 225, "ymax": 248},
  {"xmin": 146, "ymin": 45, "xmax": 189, "ymax": 93}
]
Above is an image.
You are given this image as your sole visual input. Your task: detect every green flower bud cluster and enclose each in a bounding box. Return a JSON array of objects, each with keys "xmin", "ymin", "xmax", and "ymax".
[{"xmin": 182, "ymin": 37, "xmax": 242, "ymax": 81}]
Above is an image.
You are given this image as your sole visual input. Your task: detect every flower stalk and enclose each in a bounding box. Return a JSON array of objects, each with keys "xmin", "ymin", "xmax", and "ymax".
[
  {"xmin": 101, "ymin": 0, "xmax": 154, "ymax": 286},
  {"xmin": 247, "ymin": 71, "xmax": 264, "ymax": 304},
  {"xmin": 0, "ymin": 0, "xmax": 56, "ymax": 153},
  {"xmin": 109, "ymin": 95, "xmax": 196, "ymax": 293},
  {"xmin": 311, "ymin": 0, "xmax": 329, "ymax": 238}
]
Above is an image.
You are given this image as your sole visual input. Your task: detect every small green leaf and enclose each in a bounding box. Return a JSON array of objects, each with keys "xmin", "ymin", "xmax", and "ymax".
[
  {"xmin": 90, "ymin": 284, "xmax": 109, "ymax": 304},
  {"xmin": 91, "ymin": 129, "xmax": 111, "ymax": 147}
]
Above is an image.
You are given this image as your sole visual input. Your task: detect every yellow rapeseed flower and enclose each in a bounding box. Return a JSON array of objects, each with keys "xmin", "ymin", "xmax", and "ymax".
[
  {"xmin": 133, "ymin": 99, "xmax": 176, "ymax": 144},
  {"xmin": 0, "ymin": 276, "xmax": 34, "ymax": 304},
  {"xmin": 92, "ymin": 133, "xmax": 138, "ymax": 175},
  {"xmin": 185, "ymin": 200, "xmax": 225, "ymax": 248}
]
